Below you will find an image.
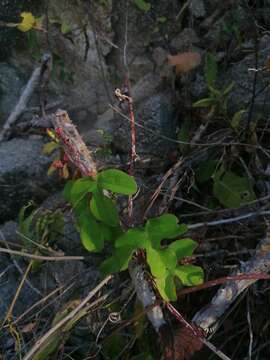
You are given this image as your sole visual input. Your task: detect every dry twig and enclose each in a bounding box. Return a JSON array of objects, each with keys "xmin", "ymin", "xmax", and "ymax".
[
  {"xmin": 0, "ymin": 53, "xmax": 52, "ymax": 141},
  {"xmin": 192, "ymin": 230, "xmax": 270, "ymax": 335}
]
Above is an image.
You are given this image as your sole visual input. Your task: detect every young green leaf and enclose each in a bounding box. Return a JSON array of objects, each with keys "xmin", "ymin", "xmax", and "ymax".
[
  {"xmin": 192, "ymin": 98, "xmax": 215, "ymax": 108},
  {"xmin": 115, "ymin": 228, "xmax": 147, "ymax": 249},
  {"xmin": 174, "ymin": 265, "xmax": 204, "ymax": 286},
  {"xmin": 42, "ymin": 141, "xmax": 59, "ymax": 155},
  {"xmin": 90, "ymin": 190, "xmax": 119, "ymax": 227},
  {"xmin": 64, "ymin": 177, "xmax": 97, "ymax": 206},
  {"xmin": 168, "ymin": 238, "xmax": 198, "ymax": 260},
  {"xmin": 98, "ymin": 169, "xmax": 137, "ymax": 195},
  {"xmin": 146, "ymin": 248, "xmax": 168, "ymax": 278},
  {"xmin": 155, "ymin": 273, "xmax": 177, "ymax": 301},
  {"xmin": 146, "ymin": 214, "xmax": 187, "ymax": 248}
]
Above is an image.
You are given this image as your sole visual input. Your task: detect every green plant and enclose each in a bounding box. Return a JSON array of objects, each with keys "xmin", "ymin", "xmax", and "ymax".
[
  {"xmin": 63, "ymin": 170, "xmax": 203, "ymax": 301},
  {"xmin": 193, "ymin": 53, "xmax": 234, "ymax": 120},
  {"xmin": 134, "ymin": 0, "xmax": 151, "ymax": 12},
  {"xmin": 213, "ymin": 168, "xmax": 256, "ymax": 208},
  {"xmin": 18, "ymin": 202, "xmax": 64, "ymax": 269}
]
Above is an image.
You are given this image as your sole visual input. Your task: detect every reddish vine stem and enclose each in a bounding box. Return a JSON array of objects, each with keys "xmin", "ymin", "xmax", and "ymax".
[
  {"xmin": 166, "ymin": 303, "xmax": 231, "ymax": 360},
  {"xmin": 178, "ymin": 273, "xmax": 270, "ymax": 296},
  {"xmin": 125, "ymin": 76, "xmax": 137, "ymax": 220}
]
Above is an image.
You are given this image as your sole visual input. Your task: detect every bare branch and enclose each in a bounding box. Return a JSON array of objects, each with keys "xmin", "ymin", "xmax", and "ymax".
[
  {"xmin": 0, "ymin": 53, "xmax": 52, "ymax": 141},
  {"xmin": 192, "ymin": 230, "xmax": 270, "ymax": 334}
]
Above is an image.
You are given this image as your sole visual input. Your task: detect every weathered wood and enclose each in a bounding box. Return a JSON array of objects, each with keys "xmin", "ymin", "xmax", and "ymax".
[
  {"xmin": 52, "ymin": 109, "xmax": 97, "ymax": 178},
  {"xmin": 192, "ymin": 230, "xmax": 270, "ymax": 334},
  {"xmin": 0, "ymin": 53, "xmax": 52, "ymax": 142}
]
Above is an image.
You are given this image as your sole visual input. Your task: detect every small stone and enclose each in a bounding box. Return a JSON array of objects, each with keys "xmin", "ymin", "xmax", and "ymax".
[{"xmin": 189, "ymin": 0, "xmax": 206, "ymax": 18}]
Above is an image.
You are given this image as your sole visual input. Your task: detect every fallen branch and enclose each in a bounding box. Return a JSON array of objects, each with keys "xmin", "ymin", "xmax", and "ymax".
[
  {"xmin": 192, "ymin": 229, "xmax": 270, "ymax": 335},
  {"xmin": 0, "ymin": 53, "xmax": 52, "ymax": 142}
]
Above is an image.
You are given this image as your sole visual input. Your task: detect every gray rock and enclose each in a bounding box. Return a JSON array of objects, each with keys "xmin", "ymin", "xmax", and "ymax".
[
  {"xmin": 170, "ymin": 28, "xmax": 199, "ymax": 51},
  {"xmin": 0, "ymin": 137, "xmax": 58, "ymax": 223},
  {"xmin": 189, "ymin": 0, "xmax": 206, "ymax": 18},
  {"xmin": 113, "ymin": 92, "xmax": 176, "ymax": 159},
  {"xmin": 0, "ymin": 63, "xmax": 25, "ymax": 127},
  {"xmin": 227, "ymin": 35, "xmax": 270, "ymax": 113},
  {"xmin": 0, "ymin": 220, "xmax": 20, "ymax": 244}
]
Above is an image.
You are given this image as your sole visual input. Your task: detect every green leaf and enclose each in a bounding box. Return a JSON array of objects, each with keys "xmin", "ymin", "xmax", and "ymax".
[
  {"xmin": 78, "ymin": 212, "xmax": 105, "ymax": 252},
  {"xmin": 208, "ymin": 85, "xmax": 221, "ymax": 98},
  {"xmin": 18, "ymin": 202, "xmax": 36, "ymax": 246},
  {"xmin": 169, "ymin": 239, "xmax": 198, "ymax": 260},
  {"xmin": 155, "ymin": 273, "xmax": 177, "ymax": 301},
  {"xmin": 115, "ymin": 228, "xmax": 147, "ymax": 249},
  {"xmin": 174, "ymin": 265, "xmax": 204, "ymax": 286},
  {"xmin": 231, "ymin": 110, "xmax": 246, "ymax": 130},
  {"xmin": 61, "ymin": 21, "xmax": 71, "ymax": 34},
  {"xmin": 98, "ymin": 169, "xmax": 137, "ymax": 195},
  {"xmin": 213, "ymin": 171, "xmax": 256, "ymax": 208},
  {"xmin": 63, "ymin": 180, "xmax": 74, "ymax": 202},
  {"xmin": 160, "ymin": 248, "xmax": 178, "ymax": 271},
  {"xmin": 204, "ymin": 53, "xmax": 217, "ymax": 87},
  {"xmin": 65, "ymin": 177, "xmax": 97, "ymax": 205},
  {"xmin": 146, "ymin": 248, "xmax": 168, "ymax": 278},
  {"xmin": 196, "ymin": 160, "xmax": 216, "ymax": 183},
  {"xmin": 134, "ymin": 0, "xmax": 151, "ymax": 12},
  {"xmin": 146, "ymin": 214, "xmax": 187, "ymax": 248},
  {"xmin": 42, "ymin": 141, "xmax": 59, "ymax": 155},
  {"xmin": 147, "ymin": 247, "xmax": 178, "ymax": 277},
  {"xmin": 222, "ymin": 81, "xmax": 234, "ymax": 96},
  {"xmin": 100, "ymin": 246, "xmax": 135, "ymax": 275},
  {"xmin": 90, "ymin": 190, "xmax": 119, "ymax": 227},
  {"xmin": 192, "ymin": 98, "xmax": 215, "ymax": 108},
  {"xmin": 75, "ymin": 198, "xmax": 105, "ymax": 252}
]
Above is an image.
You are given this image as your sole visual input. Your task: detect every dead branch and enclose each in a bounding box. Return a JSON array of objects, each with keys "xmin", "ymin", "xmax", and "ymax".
[
  {"xmin": 0, "ymin": 247, "xmax": 84, "ymax": 261},
  {"xmin": 0, "ymin": 53, "xmax": 52, "ymax": 141},
  {"xmin": 129, "ymin": 260, "xmax": 166, "ymax": 332},
  {"xmin": 52, "ymin": 110, "xmax": 97, "ymax": 177},
  {"xmin": 192, "ymin": 229, "xmax": 270, "ymax": 335}
]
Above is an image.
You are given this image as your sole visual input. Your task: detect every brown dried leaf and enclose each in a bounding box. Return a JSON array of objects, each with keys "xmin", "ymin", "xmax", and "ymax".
[
  {"xmin": 167, "ymin": 52, "xmax": 201, "ymax": 74},
  {"xmin": 161, "ymin": 326, "xmax": 203, "ymax": 360}
]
